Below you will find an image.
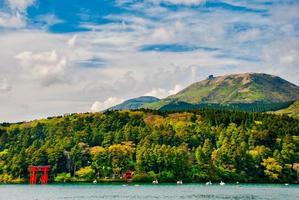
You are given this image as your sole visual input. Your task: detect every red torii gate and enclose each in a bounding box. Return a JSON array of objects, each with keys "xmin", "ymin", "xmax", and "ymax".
[
  {"xmin": 28, "ymin": 165, "xmax": 51, "ymax": 184},
  {"xmin": 123, "ymin": 170, "xmax": 133, "ymax": 182}
]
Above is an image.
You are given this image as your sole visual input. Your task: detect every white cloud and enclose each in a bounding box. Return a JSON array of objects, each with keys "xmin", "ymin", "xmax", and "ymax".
[
  {"xmin": 148, "ymin": 0, "xmax": 205, "ymax": 5},
  {"xmin": 169, "ymin": 84, "xmax": 184, "ymax": 95},
  {"xmin": 0, "ymin": 0, "xmax": 299, "ymax": 122},
  {"xmin": 68, "ymin": 35, "xmax": 77, "ymax": 48},
  {"xmin": 262, "ymin": 39, "xmax": 299, "ymax": 66},
  {"xmin": 15, "ymin": 50, "xmax": 68, "ymax": 85},
  {"xmin": 0, "ymin": 78, "xmax": 12, "ymax": 93},
  {"xmin": 237, "ymin": 29, "xmax": 261, "ymax": 42},
  {"xmin": 7, "ymin": 0, "xmax": 35, "ymax": 12},
  {"xmin": 0, "ymin": 0, "xmax": 35, "ymax": 28},
  {"xmin": 144, "ymin": 84, "xmax": 184, "ymax": 98},
  {"xmin": 151, "ymin": 27, "xmax": 174, "ymax": 42},
  {"xmin": 0, "ymin": 12, "xmax": 25, "ymax": 28},
  {"xmin": 90, "ymin": 97, "xmax": 124, "ymax": 112},
  {"xmin": 36, "ymin": 14, "xmax": 63, "ymax": 27},
  {"xmin": 144, "ymin": 88, "xmax": 169, "ymax": 98},
  {"xmin": 280, "ymin": 55, "xmax": 295, "ymax": 65}
]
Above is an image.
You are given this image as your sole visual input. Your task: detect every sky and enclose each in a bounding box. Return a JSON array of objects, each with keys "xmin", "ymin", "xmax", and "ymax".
[{"xmin": 0, "ymin": 0, "xmax": 298, "ymax": 122}]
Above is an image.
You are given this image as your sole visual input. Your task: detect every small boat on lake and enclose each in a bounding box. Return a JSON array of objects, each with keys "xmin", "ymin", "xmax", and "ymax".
[
  {"xmin": 152, "ymin": 180, "xmax": 158, "ymax": 184},
  {"xmin": 176, "ymin": 180, "xmax": 183, "ymax": 185},
  {"xmin": 220, "ymin": 181, "xmax": 225, "ymax": 186},
  {"xmin": 206, "ymin": 181, "xmax": 212, "ymax": 185}
]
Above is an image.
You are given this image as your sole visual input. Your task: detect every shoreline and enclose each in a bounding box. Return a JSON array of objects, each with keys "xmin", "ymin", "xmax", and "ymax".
[{"xmin": 0, "ymin": 180, "xmax": 297, "ymax": 185}]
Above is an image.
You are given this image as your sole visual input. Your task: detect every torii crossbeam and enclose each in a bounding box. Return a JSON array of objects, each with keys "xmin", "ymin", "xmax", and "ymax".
[{"xmin": 28, "ymin": 165, "xmax": 51, "ymax": 184}]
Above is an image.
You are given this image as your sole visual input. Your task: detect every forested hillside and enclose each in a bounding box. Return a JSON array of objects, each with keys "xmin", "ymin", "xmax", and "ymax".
[
  {"xmin": 0, "ymin": 109, "xmax": 298, "ymax": 183},
  {"xmin": 275, "ymin": 100, "xmax": 299, "ymax": 118},
  {"xmin": 158, "ymin": 101, "xmax": 294, "ymax": 112}
]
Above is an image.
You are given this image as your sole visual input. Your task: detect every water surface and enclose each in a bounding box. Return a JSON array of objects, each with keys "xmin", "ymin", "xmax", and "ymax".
[{"xmin": 0, "ymin": 183, "xmax": 298, "ymax": 200}]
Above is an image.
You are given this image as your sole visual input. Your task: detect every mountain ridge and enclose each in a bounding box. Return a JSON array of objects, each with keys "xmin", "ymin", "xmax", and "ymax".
[
  {"xmin": 142, "ymin": 73, "xmax": 299, "ymax": 111},
  {"xmin": 108, "ymin": 96, "xmax": 160, "ymax": 110},
  {"xmin": 109, "ymin": 73, "xmax": 299, "ymax": 112}
]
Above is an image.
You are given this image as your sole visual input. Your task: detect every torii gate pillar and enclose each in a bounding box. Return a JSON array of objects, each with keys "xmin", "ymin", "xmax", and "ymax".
[{"xmin": 28, "ymin": 166, "xmax": 51, "ymax": 184}]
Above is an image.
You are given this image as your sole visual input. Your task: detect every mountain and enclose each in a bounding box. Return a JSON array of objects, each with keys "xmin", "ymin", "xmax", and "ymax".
[
  {"xmin": 143, "ymin": 73, "xmax": 299, "ymax": 111},
  {"xmin": 169, "ymin": 73, "xmax": 299, "ymax": 103},
  {"xmin": 275, "ymin": 99, "xmax": 299, "ymax": 118},
  {"xmin": 109, "ymin": 96, "xmax": 160, "ymax": 110}
]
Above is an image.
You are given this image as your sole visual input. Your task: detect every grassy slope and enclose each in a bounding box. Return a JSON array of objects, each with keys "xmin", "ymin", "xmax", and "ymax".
[
  {"xmin": 172, "ymin": 73, "xmax": 299, "ymax": 104},
  {"xmin": 275, "ymin": 100, "xmax": 299, "ymax": 118},
  {"xmin": 143, "ymin": 73, "xmax": 299, "ymax": 109}
]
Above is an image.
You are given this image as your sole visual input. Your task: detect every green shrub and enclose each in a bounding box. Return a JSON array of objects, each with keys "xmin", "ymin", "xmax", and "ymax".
[
  {"xmin": 0, "ymin": 173, "xmax": 13, "ymax": 183},
  {"xmin": 133, "ymin": 172, "xmax": 153, "ymax": 182},
  {"xmin": 75, "ymin": 166, "xmax": 95, "ymax": 180},
  {"xmin": 159, "ymin": 171, "xmax": 175, "ymax": 182},
  {"xmin": 54, "ymin": 173, "xmax": 72, "ymax": 183}
]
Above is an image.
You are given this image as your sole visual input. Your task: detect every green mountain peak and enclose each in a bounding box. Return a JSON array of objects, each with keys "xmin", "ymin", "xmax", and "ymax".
[
  {"xmin": 170, "ymin": 73, "xmax": 299, "ymax": 104},
  {"xmin": 143, "ymin": 73, "xmax": 299, "ymax": 110}
]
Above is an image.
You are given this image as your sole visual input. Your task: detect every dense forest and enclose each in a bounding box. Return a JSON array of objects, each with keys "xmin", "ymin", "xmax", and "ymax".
[
  {"xmin": 0, "ymin": 109, "xmax": 298, "ymax": 183},
  {"xmin": 158, "ymin": 101, "xmax": 295, "ymax": 112}
]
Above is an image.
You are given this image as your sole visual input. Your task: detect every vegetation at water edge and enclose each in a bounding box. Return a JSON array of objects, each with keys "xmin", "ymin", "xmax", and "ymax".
[{"xmin": 0, "ymin": 109, "xmax": 298, "ymax": 183}]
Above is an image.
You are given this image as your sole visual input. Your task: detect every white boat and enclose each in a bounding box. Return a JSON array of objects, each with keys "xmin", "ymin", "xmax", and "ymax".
[
  {"xmin": 93, "ymin": 179, "xmax": 97, "ymax": 184},
  {"xmin": 285, "ymin": 183, "xmax": 289, "ymax": 186},
  {"xmin": 152, "ymin": 180, "xmax": 158, "ymax": 184},
  {"xmin": 176, "ymin": 180, "xmax": 183, "ymax": 185},
  {"xmin": 220, "ymin": 181, "xmax": 225, "ymax": 186}
]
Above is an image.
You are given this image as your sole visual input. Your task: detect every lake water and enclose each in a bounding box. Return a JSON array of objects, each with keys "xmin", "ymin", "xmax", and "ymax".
[{"xmin": 0, "ymin": 183, "xmax": 298, "ymax": 200}]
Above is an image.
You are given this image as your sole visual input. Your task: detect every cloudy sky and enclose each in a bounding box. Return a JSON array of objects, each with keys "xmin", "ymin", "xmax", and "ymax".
[{"xmin": 0, "ymin": 0, "xmax": 298, "ymax": 122}]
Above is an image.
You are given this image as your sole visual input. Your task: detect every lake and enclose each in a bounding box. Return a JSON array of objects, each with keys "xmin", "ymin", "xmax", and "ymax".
[{"xmin": 0, "ymin": 183, "xmax": 298, "ymax": 200}]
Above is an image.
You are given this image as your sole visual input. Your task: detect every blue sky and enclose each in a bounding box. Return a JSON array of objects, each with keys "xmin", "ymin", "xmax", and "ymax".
[{"xmin": 0, "ymin": 0, "xmax": 298, "ymax": 122}]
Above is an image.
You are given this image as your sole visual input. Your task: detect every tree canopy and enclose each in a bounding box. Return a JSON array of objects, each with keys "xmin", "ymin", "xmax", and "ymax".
[{"xmin": 0, "ymin": 109, "xmax": 298, "ymax": 183}]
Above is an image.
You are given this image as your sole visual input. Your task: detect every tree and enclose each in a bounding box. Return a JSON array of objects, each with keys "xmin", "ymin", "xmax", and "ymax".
[
  {"xmin": 196, "ymin": 139, "xmax": 213, "ymax": 166},
  {"xmin": 0, "ymin": 109, "xmax": 299, "ymax": 183},
  {"xmin": 108, "ymin": 142, "xmax": 134, "ymax": 176},
  {"xmin": 280, "ymin": 136, "xmax": 297, "ymax": 164},
  {"xmin": 262, "ymin": 157, "xmax": 282, "ymax": 181},
  {"xmin": 70, "ymin": 143, "xmax": 90, "ymax": 176},
  {"xmin": 90, "ymin": 146, "xmax": 111, "ymax": 178}
]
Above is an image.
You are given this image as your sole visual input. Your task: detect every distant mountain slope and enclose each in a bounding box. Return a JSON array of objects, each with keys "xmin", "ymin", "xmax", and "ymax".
[
  {"xmin": 143, "ymin": 73, "xmax": 299, "ymax": 110},
  {"xmin": 109, "ymin": 96, "xmax": 160, "ymax": 110},
  {"xmin": 158, "ymin": 101, "xmax": 294, "ymax": 113},
  {"xmin": 275, "ymin": 100, "xmax": 299, "ymax": 118}
]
